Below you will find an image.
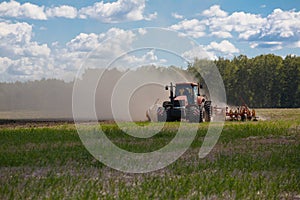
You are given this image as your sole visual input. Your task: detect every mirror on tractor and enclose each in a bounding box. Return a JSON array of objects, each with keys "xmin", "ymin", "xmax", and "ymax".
[
  {"xmin": 165, "ymin": 86, "xmax": 169, "ymax": 90},
  {"xmin": 197, "ymin": 83, "xmax": 202, "ymax": 96}
]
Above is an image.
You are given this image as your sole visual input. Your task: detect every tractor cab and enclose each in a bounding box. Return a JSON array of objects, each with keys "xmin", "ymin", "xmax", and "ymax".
[{"xmin": 174, "ymin": 83, "xmax": 199, "ymax": 105}]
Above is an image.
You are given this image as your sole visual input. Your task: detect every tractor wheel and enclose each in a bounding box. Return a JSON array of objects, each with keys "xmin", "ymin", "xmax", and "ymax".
[
  {"xmin": 204, "ymin": 103, "xmax": 212, "ymax": 122},
  {"xmin": 187, "ymin": 106, "xmax": 202, "ymax": 123},
  {"xmin": 157, "ymin": 107, "xmax": 167, "ymax": 122},
  {"xmin": 199, "ymin": 107, "xmax": 203, "ymax": 122}
]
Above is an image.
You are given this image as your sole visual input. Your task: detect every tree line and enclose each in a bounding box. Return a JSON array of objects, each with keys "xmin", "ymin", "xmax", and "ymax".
[{"xmin": 188, "ymin": 54, "xmax": 300, "ymax": 108}]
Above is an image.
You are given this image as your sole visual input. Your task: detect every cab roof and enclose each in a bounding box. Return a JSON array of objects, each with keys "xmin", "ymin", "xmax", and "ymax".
[{"xmin": 175, "ymin": 82, "xmax": 198, "ymax": 86}]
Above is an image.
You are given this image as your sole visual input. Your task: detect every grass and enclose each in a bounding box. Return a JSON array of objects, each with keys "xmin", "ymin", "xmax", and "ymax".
[{"xmin": 0, "ymin": 109, "xmax": 299, "ymax": 199}]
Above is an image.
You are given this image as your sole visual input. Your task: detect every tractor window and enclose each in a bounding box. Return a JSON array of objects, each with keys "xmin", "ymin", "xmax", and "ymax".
[
  {"xmin": 175, "ymin": 85, "xmax": 195, "ymax": 104},
  {"xmin": 193, "ymin": 86, "xmax": 198, "ymax": 97}
]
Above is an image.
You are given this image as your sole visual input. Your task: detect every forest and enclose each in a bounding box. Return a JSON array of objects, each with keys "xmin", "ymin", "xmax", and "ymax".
[
  {"xmin": 0, "ymin": 54, "xmax": 299, "ymax": 114},
  {"xmin": 189, "ymin": 54, "xmax": 300, "ymax": 108}
]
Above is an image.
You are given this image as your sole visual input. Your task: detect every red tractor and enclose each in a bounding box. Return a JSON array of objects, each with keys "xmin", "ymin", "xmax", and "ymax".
[{"xmin": 157, "ymin": 82, "xmax": 212, "ymax": 122}]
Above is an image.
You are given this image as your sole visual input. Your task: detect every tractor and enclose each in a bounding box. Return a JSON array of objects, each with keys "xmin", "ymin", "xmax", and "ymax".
[{"xmin": 157, "ymin": 82, "xmax": 212, "ymax": 122}]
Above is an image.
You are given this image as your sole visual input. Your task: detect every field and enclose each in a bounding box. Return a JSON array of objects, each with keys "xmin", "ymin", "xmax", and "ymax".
[{"xmin": 0, "ymin": 109, "xmax": 299, "ymax": 199}]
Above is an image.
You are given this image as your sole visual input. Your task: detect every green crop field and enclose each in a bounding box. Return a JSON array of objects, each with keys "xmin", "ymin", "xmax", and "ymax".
[{"xmin": 0, "ymin": 109, "xmax": 299, "ymax": 199}]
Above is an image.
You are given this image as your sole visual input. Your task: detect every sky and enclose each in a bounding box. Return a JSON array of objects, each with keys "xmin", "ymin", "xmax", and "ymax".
[{"xmin": 0, "ymin": 0, "xmax": 299, "ymax": 82}]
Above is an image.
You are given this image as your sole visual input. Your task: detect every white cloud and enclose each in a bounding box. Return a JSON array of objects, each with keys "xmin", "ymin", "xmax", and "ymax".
[
  {"xmin": 124, "ymin": 49, "xmax": 157, "ymax": 63},
  {"xmin": 0, "ymin": 0, "xmax": 47, "ymax": 20},
  {"xmin": 202, "ymin": 5, "xmax": 227, "ymax": 17},
  {"xmin": 0, "ymin": 21, "xmax": 53, "ymax": 81},
  {"xmin": 261, "ymin": 8, "xmax": 300, "ymax": 40},
  {"xmin": 0, "ymin": 0, "xmax": 155, "ymax": 22},
  {"xmin": 2, "ymin": 56, "xmax": 60, "ymax": 82},
  {"xmin": 0, "ymin": 21, "xmax": 32, "ymax": 44},
  {"xmin": 170, "ymin": 19, "xmax": 206, "ymax": 38},
  {"xmin": 7, "ymin": 57, "xmax": 43, "ymax": 76},
  {"xmin": 171, "ymin": 5, "xmax": 300, "ymax": 50},
  {"xmin": 66, "ymin": 33, "xmax": 104, "ymax": 52},
  {"xmin": 172, "ymin": 12, "xmax": 183, "ymax": 19},
  {"xmin": 206, "ymin": 40, "xmax": 239, "ymax": 54},
  {"xmin": 206, "ymin": 11, "xmax": 267, "ymax": 38},
  {"xmin": 182, "ymin": 46, "xmax": 217, "ymax": 61},
  {"xmin": 59, "ymin": 28, "xmax": 136, "ymax": 72},
  {"xmin": 250, "ymin": 41, "xmax": 283, "ymax": 50},
  {"xmin": 0, "ymin": 21, "xmax": 51, "ymax": 58},
  {"xmin": 145, "ymin": 12, "xmax": 157, "ymax": 21},
  {"xmin": 210, "ymin": 31, "xmax": 232, "ymax": 38},
  {"xmin": 24, "ymin": 43, "xmax": 51, "ymax": 57},
  {"xmin": 138, "ymin": 28, "xmax": 147, "ymax": 35},
  {"xmin": 112, "ymin": 49, "xmax": 169, "ymax": 70},
  {"xmin": 171, "ymin": 19, "xmax": 204, "ymax": 31},
  {"xmin": 206, "ymin": 5, "xmax": 300, "ymax": 48},
  {"xmin": 0, "ymin": 57, "xmax": 13, "ymax": 73},
  {"xmin": 46, "ymin": 5, "xmax": 78, "ymax": 19},
  {"xmin": 0, "ymin": 1, "xmax": 77, "ymax": 20},
  {"xmin": 78, "ymin": 0, "xmax": 155, "ymax": 22}
]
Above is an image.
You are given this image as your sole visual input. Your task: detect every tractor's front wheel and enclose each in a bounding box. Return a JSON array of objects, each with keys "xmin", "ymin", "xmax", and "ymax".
[
  {"xmin": 157, "ymin": 107, "xmax": 167, "ymax": 122},
  {"xmin": 187, "ymin": 106, "xmax": 202, "ymax": 123}
]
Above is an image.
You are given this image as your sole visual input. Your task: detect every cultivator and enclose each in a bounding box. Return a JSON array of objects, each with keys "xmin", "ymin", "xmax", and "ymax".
[{"xmin": 225, "ymin": 105, "xmax": 257, "ymax": 121}]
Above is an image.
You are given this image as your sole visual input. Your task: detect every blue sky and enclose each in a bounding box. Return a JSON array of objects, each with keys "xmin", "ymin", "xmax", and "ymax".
[{"xmin": 0, "ymin": 0, "xmax": 299, "ymax": 82}]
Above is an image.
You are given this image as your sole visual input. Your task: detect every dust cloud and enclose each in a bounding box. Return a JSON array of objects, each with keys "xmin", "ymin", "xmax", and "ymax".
[
  {"xmin": 77, "ymin": 66, "xmax": 195, "ymax": 121},
  {"xmin": 0, "ymin": 66, "xmax": 195, "ymax": 121}
]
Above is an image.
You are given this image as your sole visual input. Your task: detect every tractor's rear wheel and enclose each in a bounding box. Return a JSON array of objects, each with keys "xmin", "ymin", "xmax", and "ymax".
[
  {"xmin": 157, "ymin": 107, "xmax": 167, "ymax": 122},
  {"xmin": 204, "ymin": 102, "xmax": 212, "ymax": 122},
  {"xmin": 199, "ymin": 108, "xmax": 203, "ymax": 122}
]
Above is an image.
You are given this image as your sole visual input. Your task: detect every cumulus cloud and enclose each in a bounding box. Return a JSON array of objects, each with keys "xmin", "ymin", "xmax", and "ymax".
[
  {"xmin": 250, "ymin": 41, "xmax": 283, "ymax": 50},
  {"xmin": 7, "ymin": 57, "xmax": 43, "ymax": 76},
  {"xmin": 206, "ymin": 40, "xmax": 239, "ymax": 54},
  {"xmin": 138, "ymin": 28, "xmax": 147, "ymax": 35},
  {"xmin": 181, "ymin": 46, "xmax": 216, "ymax": 61},
  {"xmin": 66, "ymin": 33, "xmax": 105, "ymax": 52},
  {"xmin": 0, "ymin": 0, "xmax": 47, "ymax": 20},
  {"xmin": 0, "ymin": 21, "xmax": 53, "ymax": 81},
  {"xmin": 170, "ymin": 19, "xmax": 206, "ymax": 38},
  {"xmin": 0, "ymin": 57, "xmax": 13, "ymax": 73},
  {"xmin": 78, "ymin": 0, "xmax": 155, "ymax": 22},
  {"xmin": 0, "ymin": 0, "xmax": 77, "ymax": 19},
  {"xmin": 145, "ymin": 12, "xmax": 158, "ymax": 21},
  {"xmin": 0, "ymin": 0, "xmax": 155, "ymax": 22},
  {"xmin": 171, "ymin": 5, "xmax": 300, "ymax": 50},
  {"xmin": 0, "ymin": 21, "xmax": 51, "ymax": 58},
  {"xmin": 261, "ymin": 9, "xmax": 300, "ymax": 40},
  {"xmin": 0, "ymin": 21, "xmax": 32, "ymax": 44},
  {"xmin": 206, "ymin": 5, "xmax": 300, "ymax": 48},
  {"xmin": 210, "ymin": 31, "xmax": 232, "ymax": 38},
  {"xmin": 57, "ymin": 28, "xmax": 137, "ymax": 73},
  {"xmin": 46, "ymin": 5, "xmax": 77, "ymax": 19},
  {"xmin": 122, "ymin": 49, "xmax": 167, "ymax": 68},
  {"xmin": 207, "ymin": 11, "xmax": 266, "ymax": 38},
  {"xmin": 172, "ymin": 12, "xmax": 184, "ymax": 19},
  {"xmin": 202, "ymin": 5, "xmax": 227, "ymax": 17}
]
